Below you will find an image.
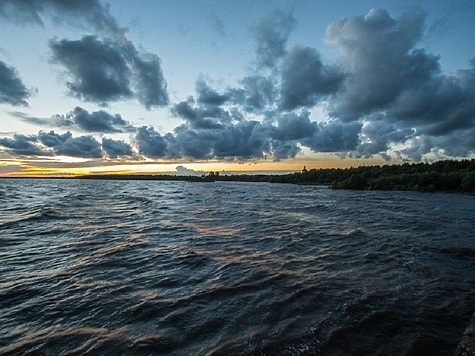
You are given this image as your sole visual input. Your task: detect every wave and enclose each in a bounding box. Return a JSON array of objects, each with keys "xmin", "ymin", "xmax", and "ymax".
[{"xmin": 0, "ymin": 206, "xmax": 60, "ymax": 229}]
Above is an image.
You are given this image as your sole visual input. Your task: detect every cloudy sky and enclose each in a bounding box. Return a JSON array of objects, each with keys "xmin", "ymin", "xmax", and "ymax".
[{"xmin": 0, "ymin": 0, "xmax": 474, "ymax": 176}]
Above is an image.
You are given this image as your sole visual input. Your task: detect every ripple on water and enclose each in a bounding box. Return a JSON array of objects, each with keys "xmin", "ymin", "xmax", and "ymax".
[{"xmin": 0, "ymin": 180, "xmax": 473, "ymax": 355}]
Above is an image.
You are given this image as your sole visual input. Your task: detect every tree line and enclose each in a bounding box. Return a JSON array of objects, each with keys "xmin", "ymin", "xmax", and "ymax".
[
  {"xmin": 77, "ymin": 159, "xmax": 475, "ymax": 194},
  {"xmin": 217, "ymin": 159, "xmax": 475, "ymax": 194}
]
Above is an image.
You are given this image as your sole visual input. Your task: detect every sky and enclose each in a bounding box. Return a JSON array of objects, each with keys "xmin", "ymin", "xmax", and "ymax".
[{"xmin": 0, "ymin": 0, "xmax": 474, "ymax": 176}]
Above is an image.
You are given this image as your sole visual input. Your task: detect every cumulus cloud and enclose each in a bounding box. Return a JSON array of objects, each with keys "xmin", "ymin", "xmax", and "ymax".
[
  {"xmin": 301, "ymin": 120, "xmax": 362, "ymax": 153},
  {"xmin": 326, "ymin": 8, "xmax": 431, "ymax": 119},
  {"xmin": 0, "ymin": 59, "xmax": 31, "ymax": 106},
  {"xmin": 0, "ymin": 130, "xmax": 134, "ymax": 159},
  {"xmin": 49, "ymin": 36, "xmax": 168, "ymax": 108},
  {"xmin": 54, "ymin": 135, "xmax": 102, "ymax": 158},
  {"xmin": 238, "ymin": 75, "xmax": 275, "ymax": 111},
  {"xmin": 134, "ymin": 126, "xmax": 169, "ymax": 158},
  {"xmin": 195, "ymin": 79, "xmax": 229, "ymax": 106},
  {"xmin": 0, "ymin": 133, "xmax": 48, "ymax": 156},
  {"xmin": 356, "ymin": 119, "xmax": 415, "ymax": 159},
  {"xmin": 176, "ymin": 165, "xmax": 203, "ymax": 176},
  {"xmin": 251, "ymin": 9, "xmax": 296, "ymax": 68},
  {"xmin": 38, "ymin": 130, "xmax": 72, "ymax": 147},
  {"xmin": 131, "ymin": 51, "xmax": 169, "ymax": 109},
  {"xmin": 280, "ymin": 46, "xmax": 344, "ymax": 110},
  {"xmin": 272, "ymin": 111, "xmax": 315, "ymax": 140},
  {"xmin": 172, "ymin": 98, "xmax": 231, "ymax": 129},
  {"xmin": 49, "ymin": 36, "xmax": 132, "ymax": 103},
  {"xmin": 53, "ymin": 107, "xmax": 134, "ymax": 133},
  {"xmin": 388, "ymin": 62, "xmax": 475, "ymax": 136},
  {"xmin": 316, "ymin": 8, "xmax": 475, "ymax": 160},
  {"xmin": 101, "ymin": 137, "xmax": 133, "ymax": 158}
]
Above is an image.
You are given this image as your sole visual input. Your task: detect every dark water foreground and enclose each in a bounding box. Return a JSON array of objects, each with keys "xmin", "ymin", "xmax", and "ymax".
[{"xmin": 0, "ymin": 179, "xmax": 474, "ymax": 355}]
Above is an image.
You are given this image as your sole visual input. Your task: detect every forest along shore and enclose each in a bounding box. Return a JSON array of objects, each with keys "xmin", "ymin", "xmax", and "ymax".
[{"xmin": 78, "ymin": 159, "xmax": 475, "ymax": 194}]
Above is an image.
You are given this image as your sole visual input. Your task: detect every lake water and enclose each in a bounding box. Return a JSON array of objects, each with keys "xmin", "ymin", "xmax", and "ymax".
[{"xmin": 0, "ymin": 179, "xmax": 474, "ymax": 355}]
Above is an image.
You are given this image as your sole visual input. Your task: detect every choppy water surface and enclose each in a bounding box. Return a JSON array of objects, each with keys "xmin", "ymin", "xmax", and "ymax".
[{"xmin": 0, "ymin": 179, "xmax": 474, "ymax": 355}]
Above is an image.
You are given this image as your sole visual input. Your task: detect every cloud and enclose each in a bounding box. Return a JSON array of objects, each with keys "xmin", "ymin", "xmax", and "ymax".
[
  {"xmin": 134, "ymin": 126, "xmax": 169, "ymax": 158},
  {"xmin": 0, "ymin": 130, "xmax": 134, "ymax": 159},
  {"xmin": 172, "ymin": 120, "xmax": 271, "ymax": 160},
  {"xmin": 0, "ymin": 133, "xmax": 49, "ymax": 156},
  {"xmin": 49, "ymin": 36, "xmax": 132, "ymax": 103},
  {"xmin": 49, "ymin": 36, "xmax": 168, "ymax": 108},
  {"xmin": 172, "ymin": 98, "xmax": 231, "ymax": 129},
  {"xmin": 53, "ymin": 106, "xmax": 134, "ymax": 133},
  {"xmin": 0, "ymin": 59, "xmax": 31, "ymax": 106},
  {"xmin": 10, "ymin": 111, "xmax": 49, "ymax": 125},
  {"xmin": 251, "ymin": 9, "xmax": 296, "ymax": 68},
  {"xmin": 195, "ymin": 79, "xmax": 229, "ymax": 106},
  {"xmin": 131, "ymin": 51, "xmax": 169, "ymax": 109},
  {"xmin": 301, "ymin": 120, "xmax": 362, "ymax": 153},
  {"xmin": 176, "ymin": 165, "xmax": 203, "ymax": 176},
  {"xmin": 101, "ymin": 137, "xmax": 133, "ymax": 158},
  {"xmin": 1, "ymin": 0, "xmax": 168, "ymax": 109},
  {"xmin": 280, "ymin": 46, "xmax": 344, "ymax": 110},
  {"xmin": 0, "ymin": 0, "xmax": 123, "ymax": 36},
  {"xmin": 54, "ymin": 135, "xmax": 102, "ymax": 158},
  {"xmin": 235, "ymin": 75, "xmax": 275, "ymax": 112},
  {"xmin": 38, "ymin": 130, "xmax": 72, "ymax": 147},
  {"xmin": 326, "ymin": 8, "xmax": 429, "ymax": 120},
  {"xmin": 318, "ymin": 8, "xmax": 475, "ymax": 160},
  {"xmin": 272, "ymin": 111, "xmax": 315, "ymax": 140},
  {"xmin": 388, "ymin": 62, "xmax": 475, "ymax": 136},
  {"xmin": 356, "ymin": 119, "xmax": 415, "ymax": 159}
]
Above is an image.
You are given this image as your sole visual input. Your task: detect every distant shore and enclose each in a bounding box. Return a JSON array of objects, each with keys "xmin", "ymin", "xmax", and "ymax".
[{"xmin": 2, "ymin": 159, "xmax": 474, "ymax": 194}]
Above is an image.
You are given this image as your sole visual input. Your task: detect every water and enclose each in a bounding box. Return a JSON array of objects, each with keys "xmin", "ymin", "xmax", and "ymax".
[{"xmin": 0, "ymin": 179, "xmax": 474, "ymax": 355}]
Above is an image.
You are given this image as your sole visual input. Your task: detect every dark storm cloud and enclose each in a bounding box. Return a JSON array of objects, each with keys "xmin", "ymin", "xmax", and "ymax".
[
  {"xmin": 0, "ymin": 133, "xmax": 49, "ymax": 156},
  {"xmin": 54, "ymin": 107, "xmax": 133, "ymax": 133},
  {"xmin": 301, "ymin": 120, "xmax": 362, "ymax": 153},
  {"xmin": 326, "ymin": 8, "xmax": 429, "ymax": 119},
  {"xmin": 0, "ymin": 130, "xmax": 135, "ymax": 159},
  {"xmin": 272, "ymin": 111, "xmax": 315, "ymax": 140},
  {"xmin": 319, "ymin": 8, "xmax": 475, "ymax": 160},
  {"xmin": 49, "ymin": 36, "xmax": 168, "ymax": 108},
  {"xmin": 38, "ymin": 130, "xmax": 72, "ymax": 147},
  {"xmin": 0, "ymin": 0, "xmax": 123, "ymax": 36},
  {"xmin": 55, "ymin": 135, "xmax": 102, "ymax": 158},
  {"xmin": 251, "ymin": 9, "xmax": 296, "ymax": 68},
  {"xmin": 388, "ymin": 61, "xmax": 475, "ymax": 135},
  {"xmin": 0, "ymin": 59, "xmax": 31, "ymax": 106},
  {"xmin": 101, "ymin": 137, "xmax": 133, "ymax": 158},
  {"xmin": 196, "ymin": 79, "xmax": 229, "ymax": 106},
  {"xmin": 49, "ymin": 36, "xmax": 132, "ymax": 103},
  {"xmin": 169, "ymin": 98, "xmax": 304, "ymax": 160},
  {"xmin": 195, "ymin": 76, "xmax": 276, "ymax": 113},
  {"xmin": 172, "ymin": 99, "xmax": 231, "ymax": 129},
  {"xmin": 171, "ymin": 120, "xmax": 272, "ymax": 160},
  {"xmin": 356, "ymin": 119, "xmax": 415, "ymax": 159},
  {"xmin": 131, "ymin": 52, "xmax": 169, "ymax": 109},
  {"xmin": 237, "ymin": 75, "xmax": 275, "ymax": 112},
  {"xmin": 135, "ymin": 126, "xmax": 169, "ymax": 158},
  {"xmin": 280, "ymin": 46, "xmax": 344, "ymax": 110}
]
